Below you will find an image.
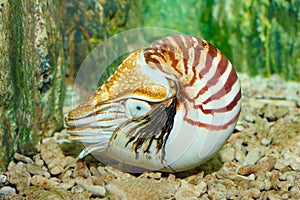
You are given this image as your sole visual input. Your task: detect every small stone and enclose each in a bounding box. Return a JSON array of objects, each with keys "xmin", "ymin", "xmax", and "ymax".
[
  {"xmin": 83, "ymin": 185, "xmax": 105, "ymax": 197},
  {"xmin": 219, "ymin": 147, "xmax": 235, "ymax": 163},
  {"xmin": 0, "ymin": 173, "xmax": 8, "ymax": 185},
  {"xmin": 14, "ymin": 152, "xmax": 34, "ymax": 164},
  {"xmin": 167, "ymin": 174, "xmax": 176, "ymax": 183},
  {"xmin": 174, "ymin": 180, "xmax": 200, "ymax": 199},
  {"xmin": 40, "ymin": 139, "xmax": 66, "ymax": 175},
  {"xmin": 55, "ymin": 178, "xmax": 75, "ymax": 190},
  {"xmin": 274, "ymin": 159, "xmax": 286, "ymax": 170},
  {"xmin": 259, "ymin": 104, "xmax": 289, "ymax": 121},
  {"xmin": 103, "ymin": 166, "xmax": 132, "ymax": 179},
  {"xmin": 33, "ymin": 154, "xmax": 44, "ymax": 167},
  {"xmin": 90, "ymin": 166, "xmax": 100, "ymax": 177},
  {"xmin": 207, "ymin": 179, "xmax": 227, "ymax": 199},
  {"xmin": 61, "ymin": 156, "xmax": 75, "ymax": 168},
  {"xmin": 238, "ymin": 157, "xmax": 276, "ymax": 175},
  {"xmin": 244, "ymin": 114, "xmax": 257, "ymax": 123},
  {"xmin": 49, "ymin": 177, "xmax": 61, "ymax": 183},
  {"xmin": 241, "ymin": 188, "xmax": 261, "ymax": 198},
  {"xmin": 243, "ymin": 147, "xmax": 265, "ymax": 165},
  {"xmin": 0, "ymin": 186, "xmax": 16, "ymax": 195},
  {"xmin": 26, "ymin": 163, "xmax": 47, "ymax": 176},
  {"xmin": 71, "ymin": 185, "xmax": 84, "ymax": 194},
  {"xmin": 31, "ymin": 175, "xmax": 58, "ymax": 190},
  {"xmin": 72, "ymin": 192, "xmax": 92, "ymax": 200},
  {"xmin": 73, "ymin": 161, "xmax": 91, "ymax": 178},
  {"xmin": 196, "ymin": 181, "xmax": 207, "ymax": 195},
  {"xmin": 7, "ymin": 162, "xmax": 16, "ymax": 171},
  {"xmin": 97, "ymin": 166, "xmax": 107, "ymax": 177},
  {"xmin": 61, "ymin": 169, "xmax": 73, "ymax": 181},
  {"xmin": 105, "ymin": 178, "xmax": 176, "ymax": 199},
  {"xmin": 49, "ymin": 165, "xmax": 64, "ymax": 175},
  {"xmin": 280, "ymin": 171, "xmax": 298, "ymax": 181},
  {"xmin": 75, "ymin": 178, "xmax": 106, "ymax": 197},
  {"xmin": 260, "ymin": 138, "xmax": 272, "ymax": 146},
  {"xmin": 8, "ymin": 162, "xmax": 31, "ymax": 191}
]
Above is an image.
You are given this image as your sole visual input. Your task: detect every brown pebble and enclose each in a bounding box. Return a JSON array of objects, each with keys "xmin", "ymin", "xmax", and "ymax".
[
  {"xmin": 73, "ymin": 161, "xmax": 91, "ymax": 178},
  {"xmin": 238, "ymin": 157, "xmax": 276, "ymax": 176},
  {"xmin": 31, "ymin": 175, "xmax": 58, "ymax": 190}
]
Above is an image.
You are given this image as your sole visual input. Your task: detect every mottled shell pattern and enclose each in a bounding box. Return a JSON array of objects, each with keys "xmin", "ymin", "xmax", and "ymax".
[{"xmin": 65, "ymin": 35, "xmax": 241, "ymax": 172}]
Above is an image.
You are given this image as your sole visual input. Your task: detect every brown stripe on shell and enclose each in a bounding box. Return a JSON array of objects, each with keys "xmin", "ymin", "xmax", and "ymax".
[
  {"xmin": 199, "ymin": 42, "xmax": 218, "ymax": 79},
  {"xmin": 196, "ymin": 87, "xmax": 241, "ymax": 115},
  {"xmin": 184, "ymin": 108, "xmax": 240, "ymax": 131},
  {"xmin": 188, "ymin": 41, "xmax": 202, "ymax": 86},
  {"xmin": 202, "ymin": 66, "xmax": 238, "ymax": 104}
]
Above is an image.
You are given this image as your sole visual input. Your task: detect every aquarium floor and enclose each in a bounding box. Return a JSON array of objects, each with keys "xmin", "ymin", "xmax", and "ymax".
[{"xmin": 1, "ymin": 73, "xmax": 300, "ymax": 200}]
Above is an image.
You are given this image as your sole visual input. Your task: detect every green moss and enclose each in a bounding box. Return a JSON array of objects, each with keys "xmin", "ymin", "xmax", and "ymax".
[{"xmin": 136, "ymin": 0, "xmax": 300, "ymax": 81}]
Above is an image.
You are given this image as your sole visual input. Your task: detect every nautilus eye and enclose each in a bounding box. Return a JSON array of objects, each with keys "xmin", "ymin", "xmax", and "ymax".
[
  {"xmin": 125, "ymin": 98, "xmax": 152, "ymax": 118},
  {"xmin": 65, "ymin": 34, "xmax": 241, "ymax": 173}
]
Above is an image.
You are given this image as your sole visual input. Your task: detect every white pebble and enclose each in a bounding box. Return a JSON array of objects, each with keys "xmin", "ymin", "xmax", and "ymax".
[
  {"xmin": 0, "ymin": 186, "xmax": 16, "ymax": 195},
  {"xmin": 243, "ymin": 148, "xmax": 265, "ymax": 165}
]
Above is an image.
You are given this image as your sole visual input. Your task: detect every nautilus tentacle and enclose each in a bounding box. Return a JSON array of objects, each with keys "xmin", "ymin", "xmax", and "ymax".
[{"xmin": 65, "ymin": 35, "xmax": 241, "ymax": 172}]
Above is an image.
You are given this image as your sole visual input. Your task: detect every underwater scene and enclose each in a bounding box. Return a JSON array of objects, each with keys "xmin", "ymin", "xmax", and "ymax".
[{"xmin": 0, "ymin": 0, "xmax": 299, "ymax": 199}]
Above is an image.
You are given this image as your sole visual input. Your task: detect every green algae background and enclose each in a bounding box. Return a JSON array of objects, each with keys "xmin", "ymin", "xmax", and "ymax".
[{"xmin": 135, "ymin": 0, "xmax": 300, "ymax": 81}]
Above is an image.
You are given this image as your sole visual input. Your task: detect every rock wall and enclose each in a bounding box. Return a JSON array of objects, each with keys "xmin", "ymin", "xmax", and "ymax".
[
  {"xmin": 61, "ymin": 0, "xmax": 134, "ymax": 85},
  {"xmin": 0, "ymin": 0, "xmax": 136, "ymax": 171},
  {"xmin": 0, "ymin": 0, "xmax": 65, "ymax": 171}
]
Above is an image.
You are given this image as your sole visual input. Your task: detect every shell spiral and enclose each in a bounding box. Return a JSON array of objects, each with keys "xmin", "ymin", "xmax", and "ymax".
[{"xmin": 65, "ymin": 35, "xmax": 241, "ymax": 172}]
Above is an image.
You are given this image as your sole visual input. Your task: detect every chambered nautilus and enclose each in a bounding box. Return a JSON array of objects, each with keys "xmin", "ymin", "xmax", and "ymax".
[{"xmin": 65, "ymin": 35, "xmax": 241, "ymax": 172}]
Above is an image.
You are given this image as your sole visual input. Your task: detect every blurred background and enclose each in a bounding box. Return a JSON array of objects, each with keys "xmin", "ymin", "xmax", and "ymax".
[{"xmin": 63, "ymin": 0, "xmax": 300, "ymax": 82}]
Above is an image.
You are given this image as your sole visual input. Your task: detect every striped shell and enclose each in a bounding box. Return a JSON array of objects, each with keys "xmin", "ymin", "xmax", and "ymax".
[{"xmin": 65, "ymin": 35, "xmax": 241, "ymax": 172}]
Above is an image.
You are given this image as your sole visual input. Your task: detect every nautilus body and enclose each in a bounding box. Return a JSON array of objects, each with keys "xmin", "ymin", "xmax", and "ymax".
[{"xmin": 65, "ymin": 35, "xmax": 241, "ymax": 172}]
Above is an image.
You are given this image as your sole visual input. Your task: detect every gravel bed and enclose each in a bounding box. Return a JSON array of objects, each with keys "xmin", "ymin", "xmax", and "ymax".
[{"xmin": 1, "ymin": 73, "xmax": 299, "ymax": 200}]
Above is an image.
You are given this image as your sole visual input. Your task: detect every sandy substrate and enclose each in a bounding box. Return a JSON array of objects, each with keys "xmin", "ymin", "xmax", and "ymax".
[{"xmin": 1, "ymin": 74, "xmax": 300, "ymax": 199}]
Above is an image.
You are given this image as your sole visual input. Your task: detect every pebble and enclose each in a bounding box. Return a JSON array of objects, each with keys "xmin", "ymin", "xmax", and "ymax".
[
  {"xmin": 260, "ymin": 138, "xmax": 272, "ymax": 146},
  {"xmin": 243, "ymin": 147, "xmax": 265, "ymax": 165},
  {"xmin": 61, "ymin": 169, "xmax": 73, "ymax": 181},
  {"xmin": 196, "ymin": 181, "xmax": 207, "ymax": 195},
  {"xmin": 240, "ymin": 188, "xmax": 261, "ymax": 199},
  {"xmin": 71, "ymin": 184, "xmax": 84, "ymax": 194},
  {"xmin": 33, "ymin": 154, "xmax": 44, "ymax": 167},
  {"xmin": 8, "ymin": 162, "xmax": 31, "ymax": 191},
  {"xmin": 26, "ymin": 163, "xmax": 48, "ymax": 177},
  {"xmin": 75, "ymin": 179, "xmax": 106, "ymax": 197},
  {"xmin": 73, "ymin": 161, "xmax": 91, "ymax": 178},
  {"xmin": 259, "ymin": 104, "xmax": 289, "ymax": 121},
  {"xmin": 40, "ymin": 139, "xmax": 71, "ymax": 176},
  {"xmin": 219, "ymin": 147, "xmax": 235, "ymax": 163},
  {"xmin": 56, "ymin": 178, "xmax": 75, "ymax": 190},
  {"xmin": 14, "ymin": 152, "xmax": 34, "ymax": 164},
  {"xmin": 238, "ymin": 156, "xmax": 276, "ymax": 175},
  {"xmin": 89, "ymin": 166, "xmax": 100, "ymax": 177},
  {"xmin": 0, "ymin": 186, "xmax": 16, "ymax": 195},
  {"xmin": 0, "ymin": 173, "xmax": 8, "ymax": 185},
  {"xmin": 31, "ymin": 175, "xmax": 58, "ymax": 189},
  {"xmin": 105, "ymin": 178, "xmax": 176, "ymax": 199},
  {"xmin": 174, "ymin": 180, "xmax": 200, "ymax": 199}
]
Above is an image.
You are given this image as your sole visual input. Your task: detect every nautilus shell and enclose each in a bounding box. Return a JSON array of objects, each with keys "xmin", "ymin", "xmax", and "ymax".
[{"xmin": 65, "ymin": 35, "xmax": 241, "ymax": 172}]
